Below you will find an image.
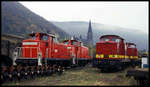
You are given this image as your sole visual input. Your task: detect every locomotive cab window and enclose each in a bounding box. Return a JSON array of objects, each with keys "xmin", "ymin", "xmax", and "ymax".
[
  {"xmin": 72, "ymin": 41, "xmax": 78, "ymax": 46},
  {"xmin": 102, "ymin": 38, "xmax": 110, "ymax": 41},
  {"xmin": 53, "ymin": 37, "xmax": 59, "ymax": 43},
  {"xmin": 129, "ymin": 45, "xmax": 135, "ymax": 48},
  {"xmin": 42, "ymin": 35, "xmax": 48, "ymax": 41},
  {"xmin": 32, "ymin": 35, "xmax": 36, "ymax": 40},
  {"xmin": 29, "ymin": 34, "xmax": 36, "ymax": 40},
  {"xmin": 64, "ymin": 41, "xmax": 69, "ymax": 45},
  {"xmin": 81, "ymin": 42, "xmax": 83, "ymax": 46},
  {"xmin": 112, "ymin": 38, "xmax": 120, "ymax": 42}
]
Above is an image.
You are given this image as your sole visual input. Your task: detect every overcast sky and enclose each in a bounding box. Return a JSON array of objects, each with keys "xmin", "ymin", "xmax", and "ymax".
[{"xmin": 19, "ymin": 1, "xmax": 149, "ymax": 34}]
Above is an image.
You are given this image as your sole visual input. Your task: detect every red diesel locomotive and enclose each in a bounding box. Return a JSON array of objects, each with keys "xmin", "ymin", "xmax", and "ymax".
[
  {"xmin": 1, "ymin": 32, "xmax": 91, "ymax": 82},
  {"xmin": 15, "ymin": 32, "xmax": 91, "ymax": 66},
  {"xmin": 93, "ymin": 35, "xmax": 140, "ymax": 71}
]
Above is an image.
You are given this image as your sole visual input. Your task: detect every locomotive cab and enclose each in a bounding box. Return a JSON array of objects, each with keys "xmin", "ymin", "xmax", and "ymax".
[
  {"xmin": 96, "ymin": 35, "xmax": 125, "ymax": 59},
  {"xmin": 126, "ymin": 43, "xmax": 138, "ymax": 59},
  {"xmin": 15, "ymin": 32, "xmax": 56, "ymax": 66},
  {"xmin": 63, "ymin": 40, "xmax": 80, "ymax": 58},
  {"xmin": 22, "ymin": 33, "xmax": 55, "ymax": 58}
]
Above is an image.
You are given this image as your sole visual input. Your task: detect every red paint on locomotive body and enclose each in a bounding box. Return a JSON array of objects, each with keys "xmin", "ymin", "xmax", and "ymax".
[
  {"xmin": 96, "ymin": 35, "xmax": 125, "ymax": 59},
  {"xmin": 22, "ymin": 32, "xmax": 53, "ymax": 58},
  {"xmin": 21, "ymin": 32, "xmax": 91, "ymax": 61},
  {"xmin": 96, "ymin": 34, "xmax": 139, "ymax": 60},
  {"xmin": 94, "ymin": 34, "xmax": 140, "ymax": 71},
  {"xmin": 63, "ymin": 40, "xmax": 91, "ymax": 60},
  {"xmin": 126, "ymin": 43, "xmax": 138, "ymax": 59}
]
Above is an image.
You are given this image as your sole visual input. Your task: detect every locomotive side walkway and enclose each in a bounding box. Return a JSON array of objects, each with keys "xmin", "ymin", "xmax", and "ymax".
[{"xmin": 2, "ymin": 64, "xmax": 138, "ymax": 86}]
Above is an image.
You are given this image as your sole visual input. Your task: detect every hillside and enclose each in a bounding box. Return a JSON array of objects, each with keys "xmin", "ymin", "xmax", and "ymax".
[
  {"xmin": 2, "ymin": 1, "xmax": 70, "ymax": 39},
  {"xmin": 52, "ymin": 21, "xmax": 148, "ymax": 50}
]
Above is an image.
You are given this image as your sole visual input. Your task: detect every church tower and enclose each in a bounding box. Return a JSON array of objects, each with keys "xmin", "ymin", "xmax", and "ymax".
[
  {"xmin": 87, "ymin": 20, "xmax": 93, "ymax": 56},
  {"xmin": 87, "ymin": 20, "xmax": 93, "ymax": 46}
]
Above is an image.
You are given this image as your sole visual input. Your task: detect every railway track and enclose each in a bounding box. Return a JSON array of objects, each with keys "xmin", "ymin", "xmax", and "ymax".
[
  {"xmin": 1, "ymin": 64, "xmax": 138, "ymax": 86},
  {"xmin": 1, "ymin": 62, "xmax": 65, "ymax": 83}
]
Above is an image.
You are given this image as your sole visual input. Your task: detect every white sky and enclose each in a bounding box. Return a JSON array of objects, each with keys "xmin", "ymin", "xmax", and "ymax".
[{"xmin": 19, "ymin": 1, "xmax": 149, "ymax": 34}]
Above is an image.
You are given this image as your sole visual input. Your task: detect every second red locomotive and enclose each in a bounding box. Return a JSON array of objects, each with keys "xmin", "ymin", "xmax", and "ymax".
[{"xmin": 93, "ymin": 35, "xmax": 140, "ymax": 71}]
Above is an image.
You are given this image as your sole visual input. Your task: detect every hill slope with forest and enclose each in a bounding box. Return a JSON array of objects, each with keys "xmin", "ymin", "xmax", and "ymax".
[{"xmin": 2, "ymin": 1, "xmax": 70, "ymax": 39}]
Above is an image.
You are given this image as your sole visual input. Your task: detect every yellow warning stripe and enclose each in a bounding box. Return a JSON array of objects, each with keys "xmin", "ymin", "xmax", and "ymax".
[
  {"xmin": 96, "ymin": 54, "xmax": 138, "ymax": 59},
  {"xmin": 129, "ymin": 56, "xmax": 138, "ymax": 59},
  {"xmin": 96, "ymin": 54, "xmax": 104, "ymax": 58},
  {"xmin": 130, "ymin": 56, "xmax": 133, "ymax": 59}
]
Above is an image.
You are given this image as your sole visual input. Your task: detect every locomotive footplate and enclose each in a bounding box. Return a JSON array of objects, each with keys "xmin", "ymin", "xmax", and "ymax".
[
  {"xmin": 42, "ymin": 58, "xmax": 71, "ymax": 67},
  {"xmin": 94, "ymin": 58, "xmax": 122, "ymax": 69},
  {"xmin": 15, "ymin": 58, "xmax": 38, "ymax": 66}
]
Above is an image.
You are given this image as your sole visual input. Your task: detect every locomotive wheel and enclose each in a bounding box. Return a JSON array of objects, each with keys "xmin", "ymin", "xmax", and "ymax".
[
  {"xmin": 31, "ymin": 70, "xmax": 35, "ymax": 79},
  {"xmin": 20, "ymin": 70, "xmax": 25, "ymax": 81},
  {"xmin": 17, "ymin": 72, "xmax": 21, "ymax": 81},
  {"xmin": 12, "ymin": 70, "xmax": 18, "ymax": 82},
  {"xmin": 33, "ymin": 67, "xmax": 37, "ymax": 78},
  {"xmin": 43, "ymin": 69, "xmax": 47, "ymax": 76},
  {"xmin": 25, "ymin": 73, "xmax": 30, "ymax": 80},
  {"xmin": 57, "ymin": 66, "xmax": 63, "ymax": 75},
  {"xmin": 1, "ymin": 74, "xmax": 4, "ymax": 83},
  {"xmin": 46, "ymin": 66, "xmax": 50, "ymax": 76},
  {"xmin": 26, "ymin": 69, "xmax": 31, "ymax": 80},
  {"xmin": 40, "ymin": 70, "xmax": 43, "ymax": 77},
  {"xmin": 36, "ymin": 69, "xmax": 40, "ymax": 77},
  {"xmin": 47, "ymin": 67, "xmax": 53, "ymax": 76},
  {"xmin": 52, "ymin": 65, "xmax": 56, "ymax": 73},
  {"xmin": 34, "ymin": 68, "xmax": 38, "ymax": 78},
  {"xmin": 24, "ymin": 71, "xmax": 30, "ymax": 80},
  {"xmin": 47, "ymin": 69, "xmax": 51, "ymax": 76},
  {"xmin": 37, "ymin": 68, "xmax": 42, "ymax": 77},
  {"xmin": 3, "ymin": 71, "xmax": 9, "ymax": 82},
  {"xmin": 31, "ymin": 71, "xmax": 34, "ymax": 79}
]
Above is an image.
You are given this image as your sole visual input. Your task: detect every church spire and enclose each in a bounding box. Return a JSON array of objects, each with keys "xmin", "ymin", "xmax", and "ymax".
[
  {"xmin": 87, "ymin": 19, "xmax": 93, "ymax": 57},
  {"xmin": 88, "ymin": 20, "xmax": 92, "ymax": 33},
  {"xmin": 87, "ymin": 20, "xmax": 93, "ymax": 46}
]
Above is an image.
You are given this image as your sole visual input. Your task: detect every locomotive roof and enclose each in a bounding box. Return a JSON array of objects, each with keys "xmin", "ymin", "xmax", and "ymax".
[
  {"xmin": 100, "ymin": 35, "xmax": 124, "ymax": 40},
  {"xmin": 29, "ymin": 32, "xmax": 56, "ymax": 38}
]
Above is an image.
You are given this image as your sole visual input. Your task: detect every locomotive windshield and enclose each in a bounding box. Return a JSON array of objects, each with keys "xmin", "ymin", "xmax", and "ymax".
[
  {"xmin": 64, "ymin": 41, "xmax": 69, "ymax": 45},
  {"xmin": 129, "ymin": 45, "xmax": 135, "ymax": 48},
  {"xmin": 29, "ymin": 33, "xmax": 36, "ymax": 40},
  {"xmin": 41, "ymin": 35, "xmax": 48, "ymax": 41},
  {"xmin": 112, "ymin": 38, "xmax": 120, "ymax": 42},
  {"xmin": 72, "ymin": 41, "xmax": 78, "ymax": 46},
  {"xmin": 53, "ymin": 37, "xmax": 59, "ymax": 43},
  {"xmin": 32, "ymin": 35, "xmax": 36, "ymax": 40},
  {"xmin": 101, "ymin": 38, "xmax": 110, "ymax": 41},
  {"xmin": 101, "ymin": 37, "xmax": 120, "ymax": 42},
  {"xmin": 81, "ymin": 42, "xmax": 83, "ymax": 46}
]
